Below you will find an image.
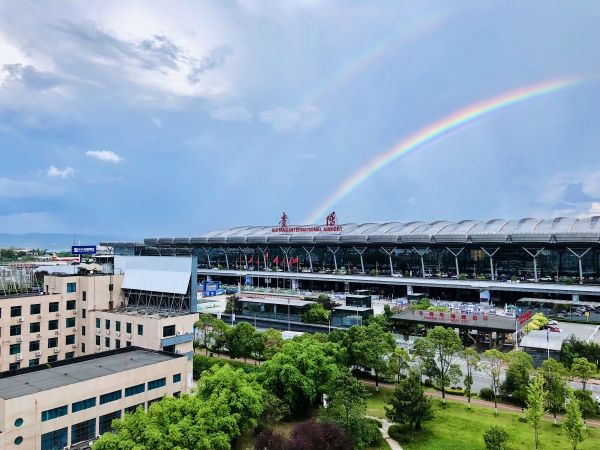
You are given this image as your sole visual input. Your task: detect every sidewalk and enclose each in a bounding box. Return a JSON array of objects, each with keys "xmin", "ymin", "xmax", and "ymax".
[{"xmin": 366, "ymin": 416, "xmax": 403, "ymax": 450}]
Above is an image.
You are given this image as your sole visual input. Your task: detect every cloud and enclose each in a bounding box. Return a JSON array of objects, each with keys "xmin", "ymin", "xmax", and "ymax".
[
  {"xmin": 188, "ymin": 46, "xmax": 231, "ymax": 84},
  {"xmin": 210, "ymin": 105, "xmax": 253, "ymax": 122},
  {"xmin": 259, "ymin": 104, "xmax": 323, "ymax": 131},
  {"xmin": 47, "ymin": 165, "xmax": 74, "ymax": 178},
  {"xmin": 152, "ymin": 117, "xmax": 162, "ymax": 127},
  {"xmin": 1, "ymin": 64, "xmax": 62, "ymax": 90},
  {"xmin": 86, "ymin": 150, "xmax": 123, "ymax": 163}
]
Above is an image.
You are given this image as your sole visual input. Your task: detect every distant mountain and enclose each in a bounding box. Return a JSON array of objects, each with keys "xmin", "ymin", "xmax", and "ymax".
[{"xmin": 0, "ymin": 233, "xmax": 134, "ymax": 252}]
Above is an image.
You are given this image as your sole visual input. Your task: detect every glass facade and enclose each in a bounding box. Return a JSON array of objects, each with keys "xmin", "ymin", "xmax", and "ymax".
[
  {"xmin": 99, "ymin": 410, "xmax": 121, "ymax": 434},
  {"xmin": 41, "ymin": 427, "xmax": 67, "ymax": 450},
  {"xmin": 71, "ymin": 418, "xmax": 95, "ymax": 445}
]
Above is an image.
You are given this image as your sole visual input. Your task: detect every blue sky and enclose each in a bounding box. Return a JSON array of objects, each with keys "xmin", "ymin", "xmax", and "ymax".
[{"xmin": 0, "ymin": 0, "xmax": 599, "ymax": 238}]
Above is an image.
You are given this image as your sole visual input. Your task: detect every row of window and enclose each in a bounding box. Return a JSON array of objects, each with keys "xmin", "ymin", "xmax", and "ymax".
[
  {"xmin": 6, "ymin": 301, "xmax": 78, "ymax": 318},
  {"xmin": 9, "ymin": 353, "xmax": 75, "ymax": 371},
  {"xmin": 9, "ymin": 335, "xmax": 76, "ymax": 353},
  {"xmin": 95, "ymin": 336, "xmax": 131, "ymax": 349},
  {"xmin": 6, "ymin": 318, "xmax": 77, "ymax": 337},
  {"xmin": 95, "ymin": 318, "xmax": 143, "ymax": 336},
  {"xmin": 41, "ymin": 376, "xmax": 180, "ymax": 422}
]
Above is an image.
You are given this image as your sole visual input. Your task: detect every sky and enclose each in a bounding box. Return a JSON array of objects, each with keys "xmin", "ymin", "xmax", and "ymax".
[{"xmin": 0, "ymin": 0, "xmax": 599, "ymax": 238}]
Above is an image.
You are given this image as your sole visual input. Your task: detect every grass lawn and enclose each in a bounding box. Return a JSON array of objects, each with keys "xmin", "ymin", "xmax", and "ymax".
[{"xmin": 366, "ymin": 387, "xmax": 600, "ymax": 450}]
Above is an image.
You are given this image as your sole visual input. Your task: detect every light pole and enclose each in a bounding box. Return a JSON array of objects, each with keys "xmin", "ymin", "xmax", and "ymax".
[{"xmin": 287, "ymin": 298, "xmax": 291, "ymax": 331}]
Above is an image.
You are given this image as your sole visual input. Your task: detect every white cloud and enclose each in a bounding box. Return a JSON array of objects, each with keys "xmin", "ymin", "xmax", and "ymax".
[
  {"xmin": 152, "ymin": 117, "xmax": 162, "ymax": 127},
  {"xmin": 47, "ymin": 165, "xmax": 74, "ymax": 178},
  {"xmin": 86, "ymin": 150, "xmax": 123, "ymax": 163},
  {"xmin": 259, "ymin": 104, "xmax": 323, "ymax": 131},
  {"xmin": 210, "ymin": 105, "xmax": 253, "ymax": 122}
]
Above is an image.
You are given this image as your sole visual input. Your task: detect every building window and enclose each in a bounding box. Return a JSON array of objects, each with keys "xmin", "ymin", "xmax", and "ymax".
[
  {"xmin": 71, "ymin": 418, "xmax": 96, "ymax": 445},
  {"xmin": 66, "ymin": 300, "xmax": 76, "ymax": 310},
  {"xmin": 14, "ymin": 436, "xmax": 23, "ymax": 445},
  {"xmin": 95, "ymin": 318, "xmax": 100, "ymax": 328},
  {"xmin": 82, "ymin": 325, "xmax": 86, "ymax": 336},
  {"xmin": 173, "ymin": 373, "xmax": 181, "ymax": 383},
  {"xmin": 48, "ymin": 337, "xmax": 58, "ymax": 349},
  {"xmin": 10, "ymin": 324, "xmax": 21, "ymax": 336},
  {"xmin": 105, "ymin": 319, "xmax": 110, "ymax": 330},
  {"xmin": 81, "ymin": 343, "xmax": 86, "ymax": 353},
  {"xmin": 14, "ymin": 418, "xmax": 23, "ymax": 427},
  {"xmin": 126, "ymin": 341, "xmax": 131, "ymax": 347},
  {"xmin": 82, "ymin": 291, "xmax": 87, "ymax": 301},
  {"xmin": 28, "ymin": 358, "xmax": 39, "ymax": 367},
  {"xmin": 147, "ymin": 397, "xmax": 163, "ymax": 408},
  {"xmin": 49, "ymin": 302, "xmax": 59, "ymax": 313},
  {"xmin": 30, "ymin": 304, "xmax": 41, "ymax": 315},
  {"xmin": 11, "ymin": 305, "xmax": 22, "ymax": 317},
  {"xmin": 124, "ymin": 403, "xmax": 144, "ymax": 414},
  {"xmin": 99, "ymin": 410, "xmax": 121, "ymax": 435},
  {"xmin": 147, "ymin": 378, "xmax": 166, "ymax": 391},
  {"xmin": 48, "ymin": 320, "xmax": 58, "ymax": 331},
  {"xmin": 125, "ymin": 383, "xmax": 145, "ymax": 397},
  {"xmin": 163, "ymin": 345, "xmax": 175, "ymax": 353},
  {"xmin": 126, "ymin": 322, "xmax": 132, "ymax": 333},
  {"xmin": 72, "ymin": 397, "xmax": 96, "ymax": 413},
  {"xmin": 30, "ymin": 322, "xmax": 40, "ymax": 333},
  {"xmin": 115, "ymin": 339, "xmax": 121, "ymax": 349},
  {"xmin": 105, "ymin": 337, "xmax": 110, "ymax": 348},
  {"xmin": 66, "ymin": 282, "xmax": 76, "ymax": 293},
  {"xmin": 9, "ymin": 362, "xmax": 20, "ymax": 371},
  {"xmin": 115, "ymin": 321, "xmax": 121, "ymax": 332},
  {"xmin": 66, "ymin": 334, "xmax": 75, "ymax": 345},
  {"xmin": 82, "ymin": 308, "xmax": 86, "ymax": 318},
  {"xmin": 95, "ymin": 336, "xmax": 100, "ymax": 346},
  {"xmin": 65, "ymin": 352, "xmax": 74, "ymax": 359},
  {"xmin": 99, "ymin": 390, "xmax": 122, "ymax": 405},
  {"xmin": 162, "ymin": 325, "xmax": 176, "ymax": 337},
  {"xmin": 173, "ymin": 391, "xmax": 181, "ymax": 398},
  {"xmin": 29, "ymin": 340, "xmax": 40, "ymax": 351},
  {"xmin": 47, "ymin": 355, "xmax": 58, "ymax": 363},
  {"xmin": 65, "ymin": 317, "xmax": 76, "ymax": 328},
  {"xmin": 137, "ymin": 324, "xmax": 143, "ymax": 336},
  {"xmin": 10, "ymin": 344, "xmax": 21, "ymax": 355},
  {"xmin": 41, "ymin": 427, "xmax": 67, "ymax": 450},
  {"xmin": 41, "ymin": 405, "xmax": 68, "ymax": 422}
]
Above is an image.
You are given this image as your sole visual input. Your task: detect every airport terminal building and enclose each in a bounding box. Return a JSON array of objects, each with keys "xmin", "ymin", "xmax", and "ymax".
[{"xmin": 105, "ymin": 216, "xmax": 600, "ymax": 302}]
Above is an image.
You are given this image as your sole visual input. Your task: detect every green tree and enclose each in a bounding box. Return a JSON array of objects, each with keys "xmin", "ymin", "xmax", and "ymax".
[
  {"xmin": 325, "ymin": 371, "xmax": 380, "ymax": 449},
  {"xmin": 413, "ymin": 326, "xmax": 463, "ymax": 401},
  {"xmin": 351, "ymin": 322, "xmax": 396, "ymax": 389},
  {"xmin": 210, "ymin": 319, "xmax": 230, "ymax": 354},
  {"xmin": 482, "ymin": 425, "xmax": 509, "ymax": 450},
  {"xmin": 462, "ymin": 348, "xmax": 480, "ymax": 408},
  {"xmin": 502, "ymin": 351, "xmax": 533, "ymax": 405},
  {"xmin": 260, "ymin": 392, "xmax": 289, "ymax": 427},
  {"xmin": 573, "ymin": 389, "xmax": 600, "ymax": 419},
  {"xmin": 261, "ymin": 328, "xmax": 284, "ymax": 360},
  {"xmin": 524, "ymin": 374, "xmax": 546, "ymax": 450},
  {"xmin": 482, "ymin": 349, "xmax": 506, "ymax": 413},
  {"xmin": 540, "ymin": 358, "xmax": 568, "ymax": 422},
  {"xmin": 389, "ymin": 347, "xmax": 411, "ymax": 382},
  {"xmin": 571, "ymin": 357, "xmax": 597, "ymax": 391},
  {"xmin": 563, "ymin": 391, "xmax": 586, "ymax": 450},
  {"xmin": 226, "ymin": 322, "xmax": 256, "ymax": 362},
  {"xmin": 259, "ymin": 335, "xmax": 342, "ymax": 417},
  {"xmin": 385, "ymin": 371, "xmax": 433, "ymax": 431},
  {"xmin": 303, "ymin": 302, "xmax": 330, "ymax": 324},
  {"xmin": 195, "ymin": 314, "xmax": 215, "ymax": 355}
]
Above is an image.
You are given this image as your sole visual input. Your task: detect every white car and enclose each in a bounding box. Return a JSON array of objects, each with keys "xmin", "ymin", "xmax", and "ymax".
[{"xmin": 595, "ymin": 395, "xmax": 600, "ymax": 405}]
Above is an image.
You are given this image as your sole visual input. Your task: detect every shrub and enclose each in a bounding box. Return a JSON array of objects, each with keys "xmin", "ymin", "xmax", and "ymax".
[
  {"xmin": 255, "ymin": 420, "xmax": 354, "ymax": 450},
  {"xmin": 574, "ymin": 389, "xmax": 600, "ymax": 418},
  {"xmin": 388, "ymin": 424, "xmax": 403, "ymax": 442},
  {"xmin": 422, "ymin": 378, "xmax": 433, "ymax": 387},
  {"xmin": 479, "ymin": 388, "xmax": 495, "ymax": 401},
  {"xmin": 445, "ymin": 387, "xmax": 465, "ymax": 396},
  {"xmin": 483, "ymin": 425, "xmax": 509, "ymax": 450}
]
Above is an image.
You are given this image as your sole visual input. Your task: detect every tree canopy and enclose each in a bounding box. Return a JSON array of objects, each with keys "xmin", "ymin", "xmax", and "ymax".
[{"xmin": 385, "ymin": 371, "xmax": 433, "ymax": 431}]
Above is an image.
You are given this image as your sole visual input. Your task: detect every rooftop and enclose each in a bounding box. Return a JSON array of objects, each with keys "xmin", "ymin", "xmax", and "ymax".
[
  {"xmin": 0, "ymin": 347, "xmax": 180, "ymax": 400},
  {"xmin": 131, "ymin": 217, "xmax": 600, "ymax": 246},
  {"xmin": 110, "ymin": 306, "xmax": 196, "ymax": 318},
  {"xmin": 238, "ymin": 297, "xmax": 313, "ymax": 307},
  {"xmin": 519, "ymin": 330, "xmax": 565, "ymax": 351}
]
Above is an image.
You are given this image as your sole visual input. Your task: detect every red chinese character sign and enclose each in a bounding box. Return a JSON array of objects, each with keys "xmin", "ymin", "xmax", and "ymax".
[{"xmin": 271, "ymin": 211, "xmax": 343, "ymax": 233}]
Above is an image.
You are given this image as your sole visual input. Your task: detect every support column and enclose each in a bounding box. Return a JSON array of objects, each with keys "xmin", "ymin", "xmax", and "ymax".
[
  {"xmin": 201, "ymin": 246, "xmax": 212, "ymax": 269},
  {"xmin": 567, "ymin": 247, "xmax": 591, "ymax": 284},
  {"xmin": 279, "ymin": 247, "xmax": 291, "ymax": 272},
  {"xmin": 522, "ymin": 247, "xmax": 545, "ymax": 282},
  {"xmin": 412, "ymin": 247, "xmax": 430, "ymax": 278},
  {"xmin": 381, "ymin": 247, "xmax": 398, "ymax": 276},
  {"xmin": 257, "ymin": 247, "xmax": 269, "ymax": 271},
  {"xmin": 302, "ymin": 246, "xmax": 314, "ymax": 272},
  {"xmin": 481, "ymin": 247, "xmax": 500, "ymax": 281},
  {"xmin": 238, "ymin": 247, "xmax": 248, "ymax": 268},
  {"xmin": 353, "ymin": 247, "xmax": 367, "ymax": 274},
  {"xmin": 446, "ymin": 247, "xmax": 465, "ymax": 277},
  {"xmin": 327, "ymin": 247, "xmax": 340, "ymax": 271}
]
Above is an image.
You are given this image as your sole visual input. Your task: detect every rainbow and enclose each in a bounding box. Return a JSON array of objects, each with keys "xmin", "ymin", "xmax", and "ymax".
[{"xmin": 305, "ymin": 76, "xmax": 581, "ymax": 224}]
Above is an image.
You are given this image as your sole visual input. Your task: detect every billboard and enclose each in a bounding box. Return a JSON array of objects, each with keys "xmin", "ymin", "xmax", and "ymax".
[{"xmin": 71, "ymin": 245, "xmax": 97, "ymax": 255}]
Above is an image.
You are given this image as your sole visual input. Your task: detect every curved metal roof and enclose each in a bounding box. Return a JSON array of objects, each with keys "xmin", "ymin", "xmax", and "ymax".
[{"xmin": 145, "ymin": 217, "xmax": 600, "ymax": 246}]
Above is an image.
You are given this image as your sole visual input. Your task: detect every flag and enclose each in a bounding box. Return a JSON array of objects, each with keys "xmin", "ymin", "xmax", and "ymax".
[
  {"xmin": 248, "ymin": 256, "xmax": 253, "ymax": 265},
  {"xmin": 291, "ymin": 256, "xmax": 299, "ymax": 265},
  {"xmin": 273, "ymin": 256, "xmax": 279, "ymax": 264}
]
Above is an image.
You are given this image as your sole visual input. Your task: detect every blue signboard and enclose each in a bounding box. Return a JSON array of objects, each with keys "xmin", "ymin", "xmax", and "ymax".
[{"xmin": 71, "ymin": 245, "xmax": 97, "ymax": 255}]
